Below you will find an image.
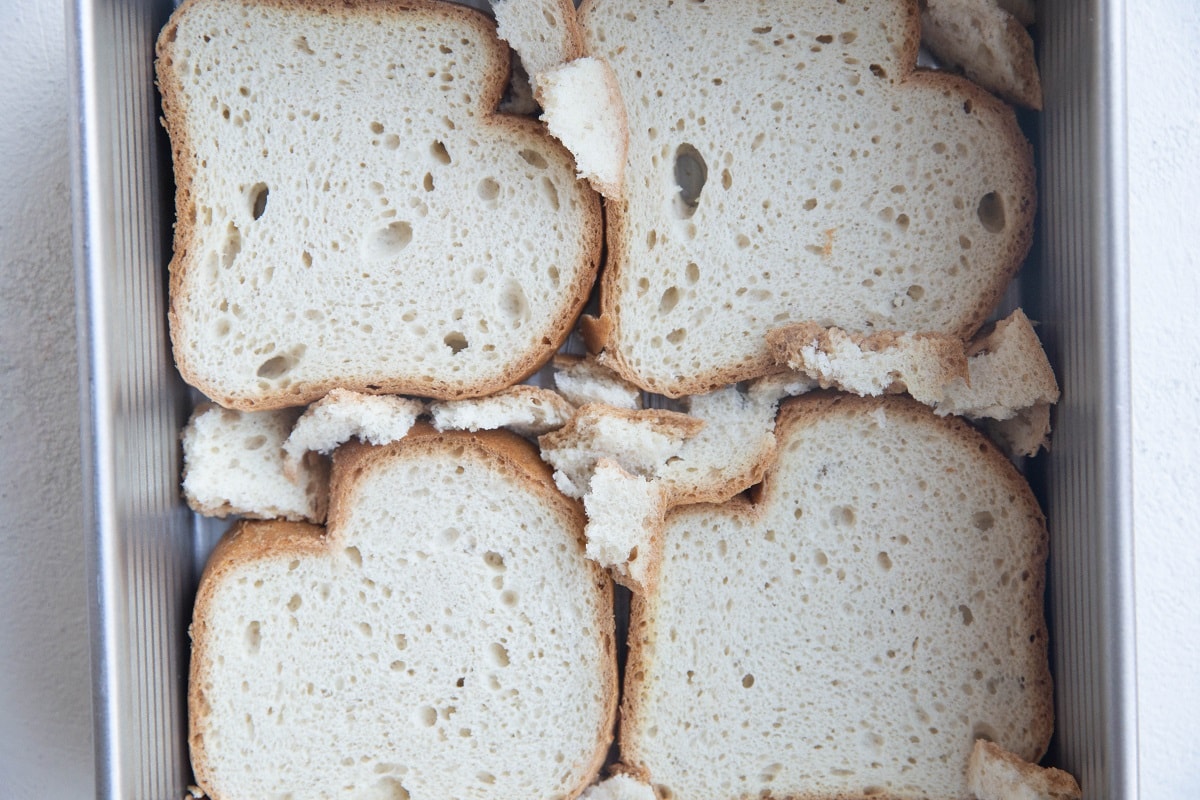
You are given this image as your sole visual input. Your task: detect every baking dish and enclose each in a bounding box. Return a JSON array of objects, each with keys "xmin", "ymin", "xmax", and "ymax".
[{"xmin": 66, "ymin": 0, "xmax": 1136, "ymax": 796}]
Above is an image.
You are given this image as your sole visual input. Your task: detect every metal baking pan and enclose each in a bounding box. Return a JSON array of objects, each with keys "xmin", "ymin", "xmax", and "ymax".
[{"xmin": 66, "ymin": 0, "xmax": 1136, "ymax": 796}]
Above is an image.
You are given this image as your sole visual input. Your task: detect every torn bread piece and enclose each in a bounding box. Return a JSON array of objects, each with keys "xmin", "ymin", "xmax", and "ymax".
[
  {"xmin": 537, "ymin": 57, "xmax": 629, "ymax": 199},
  {"xmin": 580, "ymin": 774, "xmax": 657, "ymax": 800},
  {"xmin": 938, "ymin": 309, "xmax": 1060, "ymax": 420},
  {"xmin": 583, "ymin": 460, "xmax": 667, "ymax": 593},
  {"xmin": 553, "ymin": 354, "xmax": 643, "ymax": 410},
  {"xmin": 538, "ymin": 405, "xmax": 704, "ymax": 498},
  {"xmin": 967, "ymin": 739, "xmax": 1082, "ymax": 800},
  {"xmin": 282, "ymin": 389, "xmax": 423, "ymax": 480},
  {"xmin": 493, "ymin": 0, "xmax": 585, "ymax": 96},
  {"xmin": 182, "ymin": 403, "xmax": 328, "ymax": 523},
  {"xmin": 430, "ymin": 384, "xmax": 574, "ymax": 437},
  {"xmin": 768, "ymin": 310, "xmax": 1059, "ymax": 453},
  {"xmin": 766, "ymin": 322, "xmax": 969, "ymax": 406},
  {"xmin": 922, "ymin": 0, "xmax": 1043, "ymax": 109}
]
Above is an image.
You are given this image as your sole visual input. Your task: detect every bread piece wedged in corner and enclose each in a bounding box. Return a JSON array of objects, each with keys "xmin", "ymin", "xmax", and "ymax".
[
  {"xmin": 157, "ymin": 0, "xmax": 601, "ymax": 410},
  {"xmin": 188, "ymin": 427, "xmax": 617, "ymax": 800},
  {"xmin": 182, "ymin": 403, "xmax": 329, "ymax": 523},
  {"xmin": 967, "ymin": 739, "xmax": 1082, "ymax": 800},
  {"xmin": 621, "ymin": 394, "xmax": 1052, "ymax": 799}
]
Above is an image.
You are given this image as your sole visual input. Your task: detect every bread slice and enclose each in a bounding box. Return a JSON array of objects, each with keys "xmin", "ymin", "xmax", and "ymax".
[
  {"xmin": 283, "ymin": 389, "xmax": 424, "ymax": 478},
  {"xmin": 583, "ymin": 459, "xmax": 668, "ymax": 593},
  {"xmin": 182, "ymin": 403, "xmax": 329, "ymax": 522},
  {"xmin": 157, "ymin": 0, "xmax": 601, "ymax": 410},
  {"xmin": 188, "ymin": 427, "xmax": 617, "ymax": 799},
  {"xmin": 967, "ymin": 739, "xmax": 1082, "ymax": 800},
  {"xmin": 922, "ymin": 0, "xmax": 1044, "ymax": 110},
  {"xmin": 429, "ymin": 384, "xmax": 574, "ymax": 437},
  {"xmin": 578, "ymin": 0, "xmax": 1035, "ymax": 396},
  {"xmin": 620, "ymin": 394, "xmax": 1052, "ymax": 799}
]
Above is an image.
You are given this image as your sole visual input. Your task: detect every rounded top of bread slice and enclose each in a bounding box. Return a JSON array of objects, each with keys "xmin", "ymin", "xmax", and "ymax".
[
  {"xmin": 188, "ymin": 426, "xmax": 617, "ymax": 799},
  {"xmin": 579, "ymin": 0, "xmax": 1035, "ymax": 396},
  {"xmin": 158, "ymin": 0, "xmax": 601, "ymax": 409},
  {"xmin": 621, "ymin": 393, "xmax": 1052, "ymax": 800}
]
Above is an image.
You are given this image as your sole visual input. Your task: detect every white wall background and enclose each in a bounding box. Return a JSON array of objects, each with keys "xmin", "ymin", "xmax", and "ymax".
[{"xmin": 1, "ymin": 0, "xmax": 1198, "ymax": 797}]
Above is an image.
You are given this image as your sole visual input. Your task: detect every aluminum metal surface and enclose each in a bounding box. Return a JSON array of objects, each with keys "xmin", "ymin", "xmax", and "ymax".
[
  {"xmin": 1036, "ymin": 0, "xmax": 1138, "ymax": 796},
  {"xmin": 68, "ymin": 0, "xmax": 196, "ymax": 795},
  {"xmin": 67, "ymin": 0, "xmax": 1138, "ymax": 796}
]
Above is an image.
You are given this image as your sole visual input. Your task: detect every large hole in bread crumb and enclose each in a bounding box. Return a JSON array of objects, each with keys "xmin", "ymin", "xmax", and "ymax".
[
  {"xmin": 430, "ymin": 140, "xmax": 451, "ymax": 165},
  {"xmin": 256, "ymin": 354, "xmax": 295, "ymax": 379},
  {"xmin": 673, "ymin": 143, "xmax": 707, "ymax": 219},
  {"xmin": 977, "ymin": 192, "xmax": 1006, "ymax": 232},
  {"xmin": 249, "ymin": 183, "xmax": 269, "ymax": 220},
  {"xmin": 366, "ymin": 221, "xmax": 413, "ymax": 260},
  {"xmin": 443, "ymin": 331, "xmax": 468, "ymax": 354}
]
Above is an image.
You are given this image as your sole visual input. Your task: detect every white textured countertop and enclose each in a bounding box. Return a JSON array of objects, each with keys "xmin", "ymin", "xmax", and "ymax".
[{"xmin": 1, "ymin": 0, "xmax": 1196, "ymax": 796}]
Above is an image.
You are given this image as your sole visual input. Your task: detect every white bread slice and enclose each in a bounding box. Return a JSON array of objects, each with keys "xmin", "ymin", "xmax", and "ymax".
[
  {"xmin": 493, "ymin": 0, "xmax": 586, "ymax": 96},
  {"xmin": 538, "ymin": 57, "xmax": 629, "ymax": 200},
  {"xmin": 922, "ymin": 0, "xmax": 1043, "ymax": 110},
  {"xmin": 429, "ymin": 384, "xmax": 574, "ymax": 437},
  {"xmin": 621, "ymin": 394, "xmax": 1052, "ymax": 800},
  {"xmin": 767, "ymin": 322, "xmax": 970, "ymax": 406},
  {"xmin": 157, "ymin": 0, "xmax": 601, "ymax": 410},
  {"xmin": 188, "ymin": 427, "xmax": 617, "ymax": 800},
  {"xmin": 182, "ymin": 403, "xmax": 328, "ymax": 523},
  {"xmin": 581, "ymin": 774, "xmax": 656, "ymax": 800},
  {"xmin": 578, "ymin": 0, "xmax": 1035, "ymax": 397},
  {"xmin": 967, "ymin": 739, "xmax": 1082, "ymax": 800},
  {"xmin": 553, "ymin": 354, "xmax": 643, "ymax": 410},
  {"xmin": 282, "ymin": 389, "xmax": 424, "ymax": 479}
]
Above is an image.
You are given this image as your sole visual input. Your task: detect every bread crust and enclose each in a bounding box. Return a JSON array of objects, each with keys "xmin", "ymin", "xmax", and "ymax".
[
  {"xmin": 157, "ymin": 0, "xmax": 602, "ymax": 410},
  {"xmin": 579, "ymin": 0, "xmax": 1035, "ymax": 398},
  {"xmin": 620, "ymin": 393, "xmax": 1053, "ymax": 797},
  {"xmin": 189, "ymin": 428, "xmax": 618, "ymax": 799}
]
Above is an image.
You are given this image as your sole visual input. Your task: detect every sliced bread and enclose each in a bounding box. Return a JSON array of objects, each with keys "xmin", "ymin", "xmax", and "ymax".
[
  {"xmin": 282, "ymin": 389, "xmax": 424, "ymax": 479},
  {"xmin": 429, "ymin": 384, "xmax": 575, "ymax": 437},
  {"xmin": 157, "ymin": 0, "xmax": 601, "ymax": 410},
  {"xmin": 189, "ymin": 427, "xmax": 617, "ymax": 799},
  {"xmin": 578, "ymin": 0, "xmax": 1035, "ymax": 396},
  {"xmin": 620, "ymin": 393, "xmax": 1052, "ymax": 799},
  {"xmin": 538, "ymin": 57, "xmax": 629, "ymax": 199}
]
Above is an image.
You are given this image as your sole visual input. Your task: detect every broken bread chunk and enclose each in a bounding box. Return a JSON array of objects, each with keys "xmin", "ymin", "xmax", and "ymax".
[
  {"xmin": 282, "ymin": 389, "xmax": 424, "ymax": 479},
  {"xmin": 552, "ymin": 354, "xmax": 643, "ymax": 410},
  {"xmin": 188, "ymin": 429, "xmax": 617, "ymax": 800},
  {"xmin": 922, "ymin": 0, "xmax": 1043, "ymax": 110},
  {"xmin": 578, "ymin": 0, "xmax": 1035, "ymax": 396},
  {"xmin": 430, "ymin": 384, "xmax": 574, "ymax": 437},
  {"xmin": 157, "ymin": 0, "xmax": 601, "ymax": 410},
  {"xmin": 493, "ymin": 0, "xmax": 586, "ymax": 96},
  {"xmin": 538, "ymin": 57, "xmax": 629, "ymax": 199},
  {"xmin": 182, "ymin": 403, "xmax": 328, "ymax": 523},
  {"xmin": 620, "ymin": 393, "xmax": 1052, "ymax": 799},
  {"xmin": 967, "ymin": 739, "xmax": 1082, "ymax": 800}
]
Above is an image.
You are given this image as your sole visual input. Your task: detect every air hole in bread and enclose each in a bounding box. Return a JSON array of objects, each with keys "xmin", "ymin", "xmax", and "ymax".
[
  {"xmin": 958, "ymin": 605, "xmax": 975, "ymax": 625},
  {"xmin": 242, "ymin": 434, "xmax": 266, "ymax": 451},
  {"xmin": 895, "ymin": 214, "xmax": 910, "ymax": 231},
  {"xmin": 877, "ymin": 551, "xmax": 893, "ymax": 571},
  {"xmin": 248, "ymin": 182, "xmax": 269, "ymax": 220},
  {"xmin": 256, "ymin": 354, "xmax": 295, "ymax": 380},
  {"xmin": 477, "ymin": 177, "xmax": 500, "ymax": 202},
  {"xmin": 489, "ymin": 643, "xmax": 510, "ymax": 667},
  {"xmin": 869, "ymin": 63, "xmax": 887, "ymax": 79},
  {"xmin": 483, "ymin": 551, "xmax": 506, "ymax": 571},
  {"xmin": 477, "ymin": 772, "xmax": 496, "ymax": 786},
  {"xmin": 721, "ymin": 168, "xmax": 733, "ymax": 190},
  {"xmin": 907, "ymin": 284, "xmax": 924, "ymax": 301},
  {"xmin": 245, "ymin": 621, "xmax": 261, "ymax": 654},
  {"xmin": 666, "ymin": 328, "xmax": 686, "ymax": 344},
  {"xmin": 366, "ymin": 221, "xmax": 413, "ymax": 260},
  {"xmin": 659, "ymin": 286, "xmax": 680, "ymax": 314},
  {"xmin": 973, "ymin": 511, "xmax": 995, "ymax": 531},
  {"xmin": 741, "ymin": 673, "xmax": 755, "ymax": 688},
  {"xmin": 429, "ymin": 140, "xmax": 451, "ymax": 164},
  {"xmin": 540, "ymin": 177, "xmax": 560, "ymax": 210},
  {"xmin": 443, "ymin": 331, "xmax": 468, "ymax": 354},
  {"xmin": 220, "ymin": 222, "xmax": 242, "ymax": 268},
  {"xmin": 498, "ymin": 279, "xmax": 530, "ymax": 326},
  {"xmin": 832, "ymin": 505, "xmax": 856, "ymax": 526},
  {"xmin": 518, "ymin": 148, "xmax": 548, "ymax": 169},
  {"xmin": 673, "ymin": 143, "xmax": 707, "ymax": 219},
  {"xmin": 977, "ymin": 191, "xmax": 1006, "ymax": 232},
  {"xmin": 416, "ymin": 705, "xmax": 436, "ymax": 727}
]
